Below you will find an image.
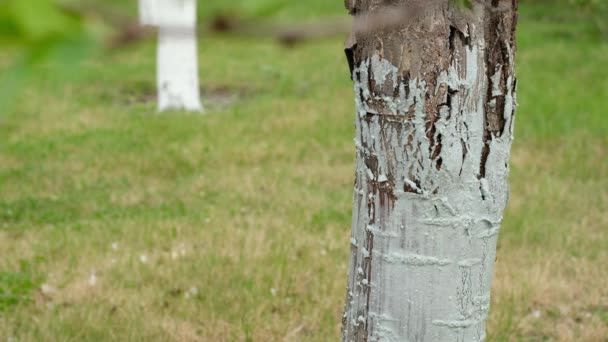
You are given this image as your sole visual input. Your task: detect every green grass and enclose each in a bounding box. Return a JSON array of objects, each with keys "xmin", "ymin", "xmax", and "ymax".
[
  {"xmin": 1, "ymin": 2, "xmax": 607, "ymax": 341},
  {"xmin": 0, "ymin": 260, "xmax": 44, "ymax": 311}
]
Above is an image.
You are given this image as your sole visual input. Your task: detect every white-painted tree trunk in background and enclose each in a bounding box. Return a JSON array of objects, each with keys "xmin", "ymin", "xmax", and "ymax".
[
  {"xmin": 139, "ymin": 0, "xmax": 203, "ymax": 112},
  {"xmin": 342, "ymin": 1, "xmax": 518, "ymax": 341}
]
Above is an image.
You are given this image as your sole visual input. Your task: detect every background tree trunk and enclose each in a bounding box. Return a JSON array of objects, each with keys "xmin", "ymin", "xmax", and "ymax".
[
  {"xmin": 342, "ymin": 1, "xmax": 518, "ymax": 341},
  {"xmin": 157, "ymin": 26, "xmax": 203, "ymax": 112},
  {"xmin": 139, "ymin": 0, "xmax": 203, "ymax": 112}
]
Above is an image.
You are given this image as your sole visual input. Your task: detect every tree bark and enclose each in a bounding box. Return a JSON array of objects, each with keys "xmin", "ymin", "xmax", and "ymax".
[
  {"xmin": 342, "ymin": 1, "xmax": 518, "ymax": 341},
  {"xmin": 157, "ymin": 26, "xmax": 203, "ymax": 112},
  {"xmin": 139, "ymin": 0, "xmax": 203, "ymax": 112}
]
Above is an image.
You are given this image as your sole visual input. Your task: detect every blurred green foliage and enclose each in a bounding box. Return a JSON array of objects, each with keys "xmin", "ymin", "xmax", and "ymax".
[
  {"xmin": 0, "ymin": 0, "xmax": 95, "ymax": 109},
  {"xmin": 568, "ymin": 0, "xmax": 608, "ymax": 35},
  {"xmin": 1, "ymin": 0, "xmax": 605, "ymax": 110},
  {"xmin": 1, "ymin": 0, "xmax": 77, "ymax": 41},
  {"xmin": 568, "ymin": 0, "xmax": 604, "ymax": 7},
  {"xmin": 0, "ymin": 0, "xmax": 92, "ymax": 59}
]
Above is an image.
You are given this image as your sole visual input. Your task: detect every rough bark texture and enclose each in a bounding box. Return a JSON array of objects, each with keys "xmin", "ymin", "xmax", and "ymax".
[
  {"xmin": 139, "ymin": 0, "xmax": 203, "ymax": 112},
  {"xmin": 342, "ymin": 1, "xmax": 518, "ymax": 341}
]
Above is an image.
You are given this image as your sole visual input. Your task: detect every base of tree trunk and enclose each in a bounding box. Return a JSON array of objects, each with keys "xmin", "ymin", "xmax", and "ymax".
[{"xmin": 157, "ymin": 27, "xmax": 203, "ymax": 112}]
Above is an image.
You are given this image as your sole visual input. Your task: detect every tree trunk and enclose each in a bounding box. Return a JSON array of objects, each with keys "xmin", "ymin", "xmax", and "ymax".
[
  {"xmin": 139, "ymin": 0, "xmax": 203, "ymax": 112},
  {"xmin": 342, "ymin": 1, "xmax": 518, "ymax": 341},
  {"xmin": 157, "ymin": 26, "xmax": 203, "ymax": 112}
]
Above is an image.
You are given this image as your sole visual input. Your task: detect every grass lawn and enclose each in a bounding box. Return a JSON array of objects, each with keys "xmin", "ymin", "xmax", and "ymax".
[{"xmin": 1, "ymin": 2, "xmax": 607, "ymax": 341}]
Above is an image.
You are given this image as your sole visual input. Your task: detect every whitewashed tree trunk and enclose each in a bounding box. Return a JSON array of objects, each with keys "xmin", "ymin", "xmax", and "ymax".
[
  {"xmin": 342, "ymin": 1, "xmax": 518, "ymax": 341},
  {"xmin": 139, "ymin": 0, "xmax": 203, "ymax": 112}
]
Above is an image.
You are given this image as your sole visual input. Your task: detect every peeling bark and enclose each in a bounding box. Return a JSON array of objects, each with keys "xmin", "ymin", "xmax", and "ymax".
[
  {"xmin": 342, "ymin": 1, "xmax": 518, "ymax": 341},
  {"xmin": 139, "ymin": 0, "xmax": 203, "ymax": 112}
]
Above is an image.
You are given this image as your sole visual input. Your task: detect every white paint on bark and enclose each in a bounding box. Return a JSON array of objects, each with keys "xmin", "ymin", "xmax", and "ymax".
[
  {"xmin": 157, "ymin": 26, "xmax": 203, "ymax": 111},
  {"xmin": 343, "ymin": 27, "xmax": 517, "ymax": 342},
  {"xmin": 139, "ymin": 0, "xmax": 197, "ymax": 28},
  {"xmin": 139, "ymin": 0, "xmax": 203, "ymax": 112}
]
